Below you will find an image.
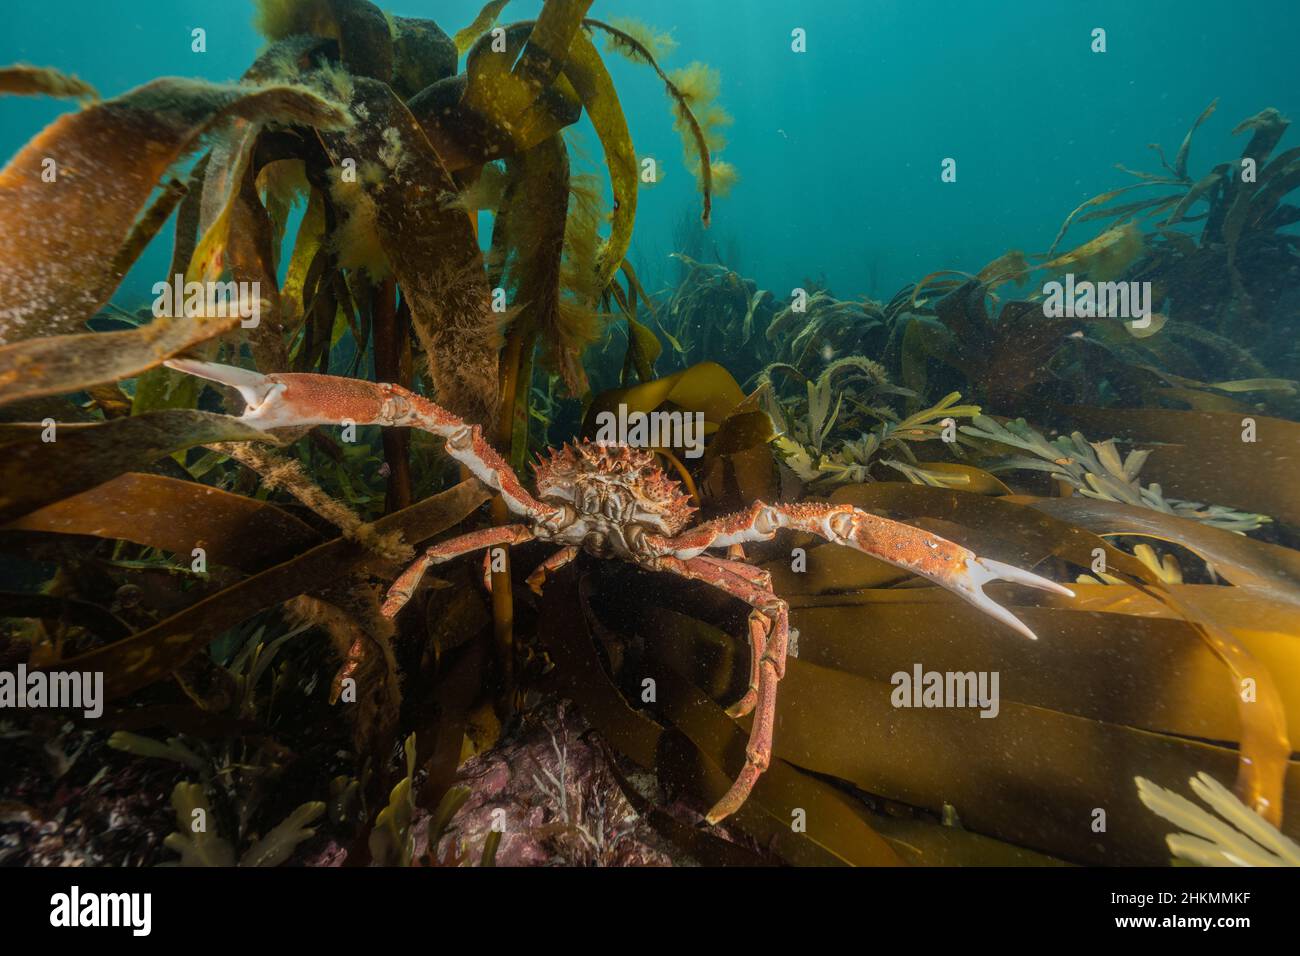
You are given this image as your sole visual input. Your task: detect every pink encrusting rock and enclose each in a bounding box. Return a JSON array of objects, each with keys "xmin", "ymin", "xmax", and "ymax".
[{"xmin": 419, "ymin": 700, "xmax": 674, "ymax": 867}]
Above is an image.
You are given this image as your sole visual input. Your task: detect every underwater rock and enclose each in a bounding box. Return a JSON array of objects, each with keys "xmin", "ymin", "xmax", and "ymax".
[
  {"xmin": 0, "ymin": 727, "xmax": 181, "ymax": 867},
  {"xmin": 422, "ymin": 700, "xmax": 675, "ymax": 867}
]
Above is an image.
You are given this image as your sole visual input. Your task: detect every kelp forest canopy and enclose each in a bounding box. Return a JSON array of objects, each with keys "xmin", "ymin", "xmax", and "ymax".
[{"xmin": 1, "ymin": 0, "xmax": 1300, "ymax": 870}]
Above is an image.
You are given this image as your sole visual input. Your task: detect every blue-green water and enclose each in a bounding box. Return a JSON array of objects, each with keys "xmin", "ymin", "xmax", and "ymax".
[{"xmin": 3, "ymin": 0, "xmax": 1297, "ymax": 303}]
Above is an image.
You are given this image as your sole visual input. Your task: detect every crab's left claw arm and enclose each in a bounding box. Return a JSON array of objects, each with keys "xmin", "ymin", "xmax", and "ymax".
[
  {"xmin": 164, "ymin": 359, "xmax": 560, "ymax": 525},
  {"xmin": 654, "ymin": 501, "xmax": 1072, "ymax": 641}
]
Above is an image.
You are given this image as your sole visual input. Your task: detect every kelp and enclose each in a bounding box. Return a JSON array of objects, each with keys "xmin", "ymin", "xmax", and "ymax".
[
  {"xmin": 587, "ymin": 18, "xmax": 719, "ymax": 225},
  {"xmin": 765, "ymin": 356, "xmax": 981, "ymax": 489},
  {"xmin": 409, "ymin": 30, "xmax": 581, "ymax": 173},
  {"xmin": 897, "ymin": 282, "xmax": 1082, "ymax": 412},
  {"xmin": 0, "ymin": 63, "xmax": 98, "ymax": 101},
  {"xmin": 4, "ymin": 472, "xmax": 321, "ymax": 573},
  {"xmin": 961, "ymin": 415, "xmax": 1270, "ymax": 533},
  {"xmin": 1138, "ymin": 773, "xmax": 1300, "ymax": 867},
  {"xmin": 463, "ymin": 1, "xmax": 593, "ymax": 128},
  {"xmin": 113, "ymin": 178, "xmax": 192, "ymax": 284},
  {"xmin": 163, "ymin": 779, "xmax": 325, "ymax": 867},
  {"xmin": 210, "ymin": 439, "xmax": 403, "ymax": 552},
  {"xmin": 314, "ymin": 77, "xmax": 498, "ymax": 426},
  {"xmin": 582, "ymin": 361, "xmax": 746, "ymax": 441},
  {"xmin": 254, "ymin": 0, "xmax": 395, "ymax": 81},
  {"xmin": 25, "ymin": 478, "xmax": 488, "ymax": 701},
  {"xmin": 389, "ymin": 17, "xmax": 458, "ymax": 99},
  {"xmin": 560, "ymin": 31, "xmax": 636, "ymax": 291},
  {"xmin": 660, "ymin": 256, "xmax": 775, "ymax": 381},
  {"xmin": 640, "ymin": 600, "xmax": 1297, "ymax": 862},
  {"xmin": 550, "ymin": 472, "xmax": 1298, "ymax": 858},
  {"xmin": 767, "ymin": 290, "xmax": 889, "ymax": 377},
  {"xmin": 0, "ymin": 314, "xmax": 241, "ymax": 406},
  {"xmin": 1058, "ymin": 406, "xmax": 1300, "ymax": 527},
  {"xmin": 1048, "ymin": 99, "xmax": 1300, "ymax": 357},
  {"xmin": 1040, "ymin": 221, "xmax": 1146, "ymax": 281},
  {"xmin": 0, "ymin": 77, "xmax": 349, "ymax": 344},
  {"xmin": 453, "ymin": 1, "xmax": 513, "ymax": 55},
  {"xmin": 369, "ymin": 734, "xmax": 417, "ymax": 866},
  {"xmin": 1027, "ymin": 497, "xmax": 1300, "ymax": 597},
  {"xmin": 0, "ymin": 410, "xmax": 279, "ymax": 525},
  {"xmin": 492, "ymin": 137, "xmax": 573, "ymax": 446},
  {"xmin": 812, "ymin": 482, "xmax": 1293, "ymax": 828}
]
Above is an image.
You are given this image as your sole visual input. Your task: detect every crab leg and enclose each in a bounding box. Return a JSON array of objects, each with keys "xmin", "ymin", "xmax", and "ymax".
[
  {"xmin": 164, "ymin": 359, "xmax": 562, "ymax": 527},
  {"xmin": 654, "ymin": 500, "xmax": 1072, "ymax": 641},
  {"xmin": 525, "ymin": 546, "xmax": 580, "ymax": 596},
  {"xmin": 656, "ymin": 554, "xmax": 790, "ymax": 824},
  {"xmin": 382, "ymin": 524, "xmax": 535, "ymax": 617},
  {"xmin": 692, "ymin": 554, "xmax": 775, "ymax": 718}
]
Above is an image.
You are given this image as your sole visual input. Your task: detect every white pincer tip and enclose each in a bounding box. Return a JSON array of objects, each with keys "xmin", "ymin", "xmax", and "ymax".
[{"xmin": 164, "ymin": 359, "xmax": 277, "ymax": 414}]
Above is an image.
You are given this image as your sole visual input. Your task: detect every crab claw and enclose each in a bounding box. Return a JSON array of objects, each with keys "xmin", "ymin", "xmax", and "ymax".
[
  {"xmin": 164, "ymin": 358, "xmax": 286, "ymax": 423},
  {"xmin": 950, "ymin": 556, "xmax": 1075, "ymax": 641}
]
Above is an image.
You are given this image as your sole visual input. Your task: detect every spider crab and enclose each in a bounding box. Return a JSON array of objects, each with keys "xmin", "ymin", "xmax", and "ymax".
[{"xmin": 167, "ymin": 359, "xmax": 1073, "ymax": 824}]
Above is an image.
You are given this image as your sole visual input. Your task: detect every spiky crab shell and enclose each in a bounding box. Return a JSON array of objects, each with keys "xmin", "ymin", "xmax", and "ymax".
[{"xmin": 533, "ymin": 440, "xmax": 697, "ymax": 534}]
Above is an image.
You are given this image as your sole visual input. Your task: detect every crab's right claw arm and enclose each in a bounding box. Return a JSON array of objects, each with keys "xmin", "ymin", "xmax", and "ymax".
[
  {"xmin": 950, "ymin": 555, "xmax": 1074, "ymax": 641},
  {"xmin": 659, "ymin": 501, "xmax": 1074, "ymax": 643}
]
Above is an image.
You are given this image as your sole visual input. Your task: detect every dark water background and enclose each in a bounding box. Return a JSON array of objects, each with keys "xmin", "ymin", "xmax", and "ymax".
[{"xmin": 3, "ymin": 0, "xmax": 1298, "ymax": 305}]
